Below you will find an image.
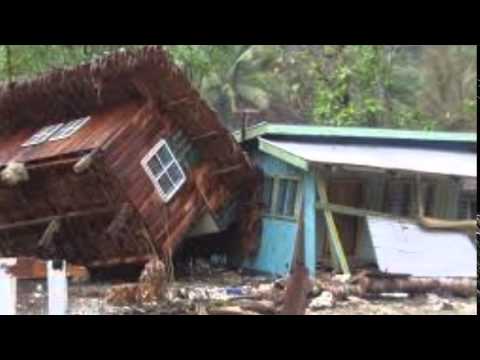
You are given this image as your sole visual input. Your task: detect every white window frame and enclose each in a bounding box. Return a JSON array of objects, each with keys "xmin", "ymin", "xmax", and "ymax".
[
  {"xmin": 141, "ymin": 139, "xmax": 187, "ymax": 203},
  {"xmin": 22, "ymin": 123, "xmax": 65, "ymax": 147},
  {"xmin": 22, "ymin": 116, "xmax": 91, "ymax": 147},
  {"xmin": 49, "ymin": 117, "xmax": 91, "ymax": 142}
]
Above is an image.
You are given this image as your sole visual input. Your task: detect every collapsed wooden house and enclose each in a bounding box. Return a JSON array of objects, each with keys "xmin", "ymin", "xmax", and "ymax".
[
  {"xmin": 234, "ymin": 123, "xmax": 477, "ymax": 278},
  {"xmin": 0, "ymin": 46, "xmax": 261, "ymax": 270}
]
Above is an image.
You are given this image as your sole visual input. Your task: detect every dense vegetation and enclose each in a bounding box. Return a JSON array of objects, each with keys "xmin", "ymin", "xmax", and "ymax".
[{"xmin": 0, "ymin": 45, "xmax": 476, "ymax": 131}]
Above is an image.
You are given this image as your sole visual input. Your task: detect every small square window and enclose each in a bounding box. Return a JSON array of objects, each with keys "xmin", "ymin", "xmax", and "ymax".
[
  {"xmin": 263, "ymin": 176, "xmax": 300, "ymax": 219},
  {"xmin": 142, "ymin": 139, "xmax": 186, "ymax": 203}
]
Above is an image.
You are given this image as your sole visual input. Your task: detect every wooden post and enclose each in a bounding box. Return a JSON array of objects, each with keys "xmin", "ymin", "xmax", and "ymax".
[
  {"xmin": 0, "ymin": 263, "xmax": 17, "ymax": 315},
  {"xmin": 316, "ymin": 174, "xmax": 351, "ymax": 276},
  {"xmin": 47, "ymin": 260, "xmax": 68, "ymax": 315},
  {"xmin": 303, "ymin": 173, "xmax": 317, "ymax": 278}
]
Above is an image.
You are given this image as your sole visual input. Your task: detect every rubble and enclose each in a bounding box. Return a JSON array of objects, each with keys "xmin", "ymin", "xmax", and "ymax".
[
  {"xmin": 309, "ymin": 292, "xmax": 335, "ymax": 310},
  {"xmin": 8, "ymin": 266, "xmax": 477, "ymax": 315},
  {"xmin": 105, "ymin": 258, "xmax": 168, "ymax": 306},
  {"xmin": 427, "ymin": 294, "xmax": 455, "ymax": 312}
]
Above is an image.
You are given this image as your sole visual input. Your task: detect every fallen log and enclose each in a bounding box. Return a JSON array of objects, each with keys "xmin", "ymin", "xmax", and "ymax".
[
  {"xmin": 230, "ymin": 299, "xmax": 277, "ymax": 315},
  {"xmin": 321, "ymin": 275, "xmax": 477, "ymax": 299},
  {"xmin": 208, "ymin": 306, "xmax": 260, "ymax": 316}
]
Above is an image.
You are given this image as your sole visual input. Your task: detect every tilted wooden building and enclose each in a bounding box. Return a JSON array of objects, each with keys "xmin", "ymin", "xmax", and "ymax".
[{"xmin": 0, "ymin": 46, "xmax": 261, "ymax": 269}]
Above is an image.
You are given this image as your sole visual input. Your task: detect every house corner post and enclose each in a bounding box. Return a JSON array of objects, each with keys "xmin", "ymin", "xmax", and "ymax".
[{"xmin": 303, "ymin": 173, "xmax": 317, "ymax": 278}]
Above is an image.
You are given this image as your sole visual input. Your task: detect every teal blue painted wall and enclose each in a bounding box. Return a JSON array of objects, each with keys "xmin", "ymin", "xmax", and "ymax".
[
  {"xmin": 244, "ymin": 150, "xmax": 317, "ymax": 277},
  {"xmin": 244, "ymin": 218, "xmax": 299, "ymax": 276}
]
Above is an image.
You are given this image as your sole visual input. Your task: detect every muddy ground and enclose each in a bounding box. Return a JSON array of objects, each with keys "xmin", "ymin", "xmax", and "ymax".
[{"xmin": 15, "ymin": 268, "xmax": 477, "ymax": 315}]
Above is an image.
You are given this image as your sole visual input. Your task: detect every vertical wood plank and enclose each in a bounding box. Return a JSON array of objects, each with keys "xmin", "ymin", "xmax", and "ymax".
[{"xmin": 316, "ymin": 175, "xmax": 351, "ymax": 276}]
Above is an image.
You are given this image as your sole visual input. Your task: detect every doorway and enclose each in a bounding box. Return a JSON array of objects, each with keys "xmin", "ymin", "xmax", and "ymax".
[{"xmin": 323, "ymin": 180, "xmax": 363, "ymax": 258}]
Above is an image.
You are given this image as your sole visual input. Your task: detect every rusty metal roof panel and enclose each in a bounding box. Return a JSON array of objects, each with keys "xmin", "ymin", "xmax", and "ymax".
[{"xmin": 366, "ymin": 216, "xmax": 477, "ymax": 278}]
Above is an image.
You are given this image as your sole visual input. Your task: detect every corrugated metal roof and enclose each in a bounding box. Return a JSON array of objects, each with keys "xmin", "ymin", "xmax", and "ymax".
[
  {"xmin": 260, "ymin": 138, "xmax": 477, "ymax": 178},
  {"xmin": 0, "ymin": 101, "xmax": 140, "ymax": 167},
  {"xmin": 235, "ymin": 122, "xmax": 477, "ymax": 144},
  {"xmin": 366, "ymin": 216, "xmax": 476, "ymax": 278}
]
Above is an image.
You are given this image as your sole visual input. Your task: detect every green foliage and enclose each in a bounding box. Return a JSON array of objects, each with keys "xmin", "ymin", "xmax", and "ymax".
[{"xmin": 0, "ymin": 45, "xmax": 476, "ymax": 131}]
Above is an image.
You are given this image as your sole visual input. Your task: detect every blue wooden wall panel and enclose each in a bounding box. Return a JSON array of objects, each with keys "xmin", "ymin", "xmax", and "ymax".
[
  {"xmin": 244, "ymin": 218, "xmax": 298, "ymax": 276},
  {"xmin": 244, "ymin": 150, "xmax": 319, "ymax": 277}
]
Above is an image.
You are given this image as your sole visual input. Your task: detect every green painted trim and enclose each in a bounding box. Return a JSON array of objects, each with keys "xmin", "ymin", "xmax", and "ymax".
[
  {"xmin": 316, "ymin": 176, "xmax": 351, "ymax": 276},
  {"xmin": 259, "ymin": 138, "xmax": 309, "ymax": 172},
  {"xmin": 235, "ymin": 122, "xmax": 476, "ymax": 144},
  {"xmin": 233, "ymin": 122, "xmax": 269, "ymax": 142}
]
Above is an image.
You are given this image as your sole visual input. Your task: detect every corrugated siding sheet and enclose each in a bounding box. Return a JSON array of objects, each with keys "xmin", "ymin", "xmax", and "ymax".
[
  {"xmin": 366, "ymin": 216, "xmax": 476, "ymax": 277},
  {"xmin": 261, "ymin": 139, "xmax": 477, "ymax": 178}
]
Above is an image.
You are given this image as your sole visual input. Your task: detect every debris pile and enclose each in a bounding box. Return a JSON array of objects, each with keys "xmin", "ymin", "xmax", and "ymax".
[
  {"xmin": 105, "ymin": 258, "xmax": 168, "ymax": 307},
  {"xmin": 9, "ymin": 254, "xmax": 476, "ymax": 315}
]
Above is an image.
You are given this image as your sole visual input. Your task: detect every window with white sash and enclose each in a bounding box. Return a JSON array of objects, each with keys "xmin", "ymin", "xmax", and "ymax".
[
  {"xmin": 141, "ymin": 139, "xmax": 187, "ymax": 202},
  {"xmin": 22, "ymin": 116, "xmax": 91, "ymax": 147}
]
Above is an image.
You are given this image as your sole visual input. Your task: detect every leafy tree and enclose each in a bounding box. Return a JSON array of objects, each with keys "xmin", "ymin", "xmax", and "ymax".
[{"xmin": 0, "ymin": 45, "xmax": 476, "ymax": 131}]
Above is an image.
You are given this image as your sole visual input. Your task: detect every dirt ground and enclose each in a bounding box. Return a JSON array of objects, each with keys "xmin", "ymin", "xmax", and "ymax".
[{"xmin": 15, "ymin": 269, "xmax": 477, "ymax": 315}]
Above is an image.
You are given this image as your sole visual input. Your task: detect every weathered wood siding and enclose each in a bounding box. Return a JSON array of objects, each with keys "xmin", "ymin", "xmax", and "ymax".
[
  {"xmin": 102, "ymin": 101, "xmax": 245, "ymax": 256},
  {"xmin": 0, "ymin": 161, "xmax": 149, "ymax": 266}
]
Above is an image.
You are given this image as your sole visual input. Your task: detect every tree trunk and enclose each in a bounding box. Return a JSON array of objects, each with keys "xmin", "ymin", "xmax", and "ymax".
[{"xmin": 322, "ymin": 275, "xmax": 476, "ymax": 299}]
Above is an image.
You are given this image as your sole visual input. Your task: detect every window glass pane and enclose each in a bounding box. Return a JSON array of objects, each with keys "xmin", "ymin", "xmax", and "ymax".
[
  {"xmin": 147, "ymin": 156, "xmax": 163, "ymax": 177},
  {"xmin": 276, "ymin": 179, "xmax": 288, "ymax": 215},
  {"xmin": 263, "ymin": 177, "xmax": 274, "ymax": 214},
  {"xmin": 157, "ymin": 145, "xmax": 173, "ymax": 166},
  {"xmin": 158, "ymin": 174, "xmax": 174, "ymax": 195},
  {"xmin": 284, "ymin": 180, "xmax": 298, "ymax": 217},
  {"xmin": 22, "ymin": 123, "xmax": 64, "ymax": 147},
  {"xmin": 167, "ymin": 163, "xmax": 183, "ymax": 185},
  {"xmin": 49, "ymin": 117, "xmax": 90, "ymax": 141}
]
